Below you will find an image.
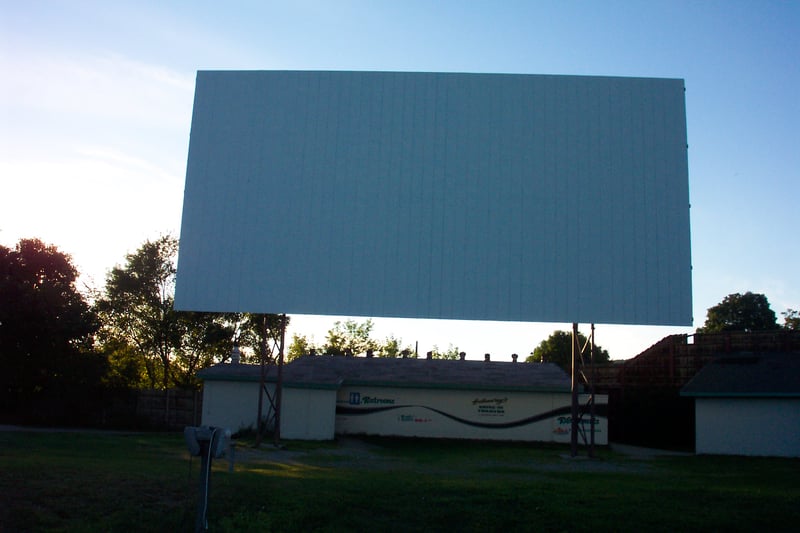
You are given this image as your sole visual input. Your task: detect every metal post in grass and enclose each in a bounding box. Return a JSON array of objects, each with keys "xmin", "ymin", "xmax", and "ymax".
[
  {"xmin": 195, "ymin": 432, "xmax": 212, "ymax": 533},
  {"xmin": 184, "ymin": 426, "xmax": 229, "ymax": 532}
]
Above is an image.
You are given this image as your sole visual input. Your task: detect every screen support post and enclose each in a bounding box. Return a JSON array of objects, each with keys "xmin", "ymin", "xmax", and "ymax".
[
  {"xmin": 570, "ymin": 322, "xmax": 597, "ymax": 458},
  {"xmin": 571, "ymin": 323, "xmax": 580, "ymax": 457}
]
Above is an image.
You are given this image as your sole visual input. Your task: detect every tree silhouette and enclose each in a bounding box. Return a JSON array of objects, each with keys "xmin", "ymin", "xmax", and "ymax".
[
  {"xmin": 0, "ymin": 238, "xmax": 101, "ymax": 418},
  {"xmin": 698, "ymin": 292, "xmax": 779, "ymax": 333},
  {"xmin": 525, "ymin": 330, "xmax": 610, "ymax": 374}
]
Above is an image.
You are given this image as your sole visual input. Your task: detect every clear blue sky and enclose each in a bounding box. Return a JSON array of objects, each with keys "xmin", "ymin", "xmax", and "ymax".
[{"xmin": 2, "ymin": 1, "xmax": 798, "ymax": 360}]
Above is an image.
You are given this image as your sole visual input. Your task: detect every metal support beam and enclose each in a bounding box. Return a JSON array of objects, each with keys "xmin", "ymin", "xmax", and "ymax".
[
  {"xmin": 589, "ymin": 323, "xmax": 596, "ymax": 458},
  {"xmin": 571, "ymin": 322, "xmax": 598, "ymax": 458},
  {"xmin": 255, "ymin": 315, "xmax": 269, "ymax": 447},
  {"xmin": 273, "ymin": 314, "xmax": 287, "ymax": 446},
  {"xmin": 571, "ymin": 322, "xmax": 579, "ymax": 457}
]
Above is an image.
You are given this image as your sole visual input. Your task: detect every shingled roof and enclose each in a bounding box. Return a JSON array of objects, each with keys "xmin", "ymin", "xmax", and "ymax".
[
  {"xmin": 198, "ymin": 355, "xmax": 571, "ymax": 393},
  {"xmin": 681, "ymin": 353, "xmax": 800, "ymax": 398}
]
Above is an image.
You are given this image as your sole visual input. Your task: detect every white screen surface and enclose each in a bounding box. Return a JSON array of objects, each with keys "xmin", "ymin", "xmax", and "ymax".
[{"xmin": 176, "ymin": 71, "xmax": 691, "ymax": 326}]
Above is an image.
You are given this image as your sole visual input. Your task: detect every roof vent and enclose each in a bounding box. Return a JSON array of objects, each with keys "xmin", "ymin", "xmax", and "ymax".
[
  {"xmin": 459, "ymin": 352, "xmax": 466, "ymax": 361},
  {"xmin": 484, "ymin": 353, "xmax": 491, "ymax": 362},
  {"xmin": 426, "ymin": 351, "xmax": 433, "ymax": 360},
  {"xmin": 512, "ymin": 353, "xmax": 518, "ymax": 363}
]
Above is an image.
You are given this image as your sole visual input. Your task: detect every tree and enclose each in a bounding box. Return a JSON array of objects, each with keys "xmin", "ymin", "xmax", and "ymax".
[
  {"xmin": 95, "ymin": 236, "xmax": 237, "ymax": 389},
  {"xmin": 287, "ymin": 333, "xmax": 317, "ymax": 362},
  {"xmin": 236, "ymin": 313, "xmax": 289, "ymax": 364},
  {"xmin": 782, "ymin": 309, "xmax": 799, "ymax": 330},
  {"xmin": 95, "ymin": 236, "xmax": 179, "ymax": 389},
  {"xmin": 698, "ymin": 292, "xmax": 780, "ymax": 333},
  {"xmin": 378, "ymin": 334, "xmax": 415, "ymax": 358},
  {"xmin": 289, "ymin": 321, "xmax": 413, "ymax": 359},
  {"xmin": 324, "ymin": 319, "xmax": 380, "ymax": 356},
  {"xmin": 0, "ymin": 238, "xmax": 102, "ymax": 417},
  {"xmin": 525, "ymin": 330, "xmax": 610, "ymax": 374},
  {"xmin": 101, "ymin": 337, "xmax": 148, "ymax": 389},
  {"xmin": 171, "ymin": 311, "xmax": 236, "ymax": 388},
  {"xmin": 429, "ymin": 344, "xmax": 461, "ymax": 360}
]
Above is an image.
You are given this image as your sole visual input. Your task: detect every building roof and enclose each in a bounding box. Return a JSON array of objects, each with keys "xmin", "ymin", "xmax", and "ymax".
[
  {"xmin": 680, "ymin": 353, "xmax": 800, "ymax": 398},
  {"xmin": 198, "ymin": 355, "xmax": 572, "ymax": 393}
]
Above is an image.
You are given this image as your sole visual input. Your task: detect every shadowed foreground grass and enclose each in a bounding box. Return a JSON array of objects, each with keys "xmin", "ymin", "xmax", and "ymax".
[{"xmin": 1, "ymin": 431, "xmax": 798, "ymax": 532}]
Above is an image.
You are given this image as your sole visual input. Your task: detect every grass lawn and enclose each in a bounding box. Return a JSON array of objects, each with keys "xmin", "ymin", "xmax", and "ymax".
[{"xmin": 1, "ymin": 430, "xmax": 798, "ymax": 532}]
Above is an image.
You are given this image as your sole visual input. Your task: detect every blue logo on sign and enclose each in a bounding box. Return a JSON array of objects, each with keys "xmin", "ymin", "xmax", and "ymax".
[{"xmin": 349, "ymin": 392, "xmax": 361, "ymax": 405}]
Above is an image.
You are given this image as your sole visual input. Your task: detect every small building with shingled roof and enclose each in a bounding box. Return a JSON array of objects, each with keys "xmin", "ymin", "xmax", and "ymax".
[
  {"xmin": 198, "ymin": 355, "xmax": 607, "ymax": 443},
  {"xmin": 681, "ymin": 352, "xmax": 800, "ymax": 457}
]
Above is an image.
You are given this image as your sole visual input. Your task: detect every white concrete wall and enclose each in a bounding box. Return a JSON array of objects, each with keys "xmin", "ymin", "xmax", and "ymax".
[
  {"xmin": 201, "ymin": 380, "xmax": 275, "ymax": 433},
  {"xmin": 551, "ymin": 394, "xmax": 608, "ymax": 446},
  {"xmin": 203, "ymin": 378, "xmax": 609, "ymax": 444},
  {"xmin": 336, "ymin": 386, "xmax": 607, "ymax": 444},
  {"xmin": 695, "ymin": 398, "xmax": 800, "ymax": 457},
  {"xmin": 280, "ymin": 387, "xmax": 337, "ymax": 440}
]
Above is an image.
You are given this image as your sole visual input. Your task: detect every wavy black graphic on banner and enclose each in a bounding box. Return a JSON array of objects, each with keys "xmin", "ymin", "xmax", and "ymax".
[
  {"xmin": 337, "ymin": 405, "xmax": 406, "ymax": 416},
  {"xmin": 336, "ymin": 404, "xmax": 607, "ymax": 430}
]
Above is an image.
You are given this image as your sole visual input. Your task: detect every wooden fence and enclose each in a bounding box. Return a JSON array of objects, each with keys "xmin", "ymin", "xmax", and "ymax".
[
  {"xmin": 98, "ymin": 388, "xmax": 202, "ymax": 430},
  {"xmin": 590, "ymin": 330, "xmax": 800, "ymax": 448},
  {"xmin": 134, "ymin": 389, "xmax": 203, "ymax": 430},
  {"xmin": 594, "ymin": 330, "xmax": 800, "ymax": 391}
]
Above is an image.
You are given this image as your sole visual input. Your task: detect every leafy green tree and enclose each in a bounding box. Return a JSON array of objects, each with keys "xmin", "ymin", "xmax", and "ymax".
[
  {"xmin": 95, "ymin": 236, "xmax": 238, "ymax": 389},
  {"xmin": 324, "ymin": 318, "xmax": 379, "ymax": 356},
  {"xmin": 525, "ymin": 330, "xmax": 610, "ymax": 374},
  {"xmin": 288, "ymin": 328, "xmax": 408, "ymax": 361},
  {"xmin": 236, "ymin": 313, "xmax": 289, "ymax": 364},
  {"xmin": 96, "ymin": 236, "xmax": 179, "ymax": 389},
  {"xmin": 287, "ymin": 332, "xmax": 319, "ymax": 362},
  {"xmin": 378, "ymin": 334, "xmax": 415, "ymax": 358},
  {"xmin": 782, "ymin": 309, "xmax": 799, "ymax": 330},
  {"xmin": 429, "ymin": 344, "xmax": 461, "ymax": 360},
  {"xmin": 0, "ymin": 238, "xmax": 102, "ymax": 416},
  {"xmin": 171, "ymin": 311, "xmax": 236, "ymax": 388},
  {"xmin": 698, "ymin": 292, "xmax": 780, "ymax": 333},
  {"xmin": 101, "ymin": 338, "xmax": 148, "ymax": 388},
  {"xmin": 289, "ymin": 322, "xmax": 413, "ymax": 359}
]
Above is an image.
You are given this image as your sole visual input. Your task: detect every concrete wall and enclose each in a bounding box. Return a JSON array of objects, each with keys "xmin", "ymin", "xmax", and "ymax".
[
  {"xmin": 336, "ymin": 386, "xmax": 607, "ymax": 444},
  {"xmin": 695, "ymin": 398, "xmax": 800, "ymax": 457},
  {"xmin": 202, "ymin": 378, "xmax": 608, "ymax": 444},
  {"xmin": 280, "ymin": 387, "xmax": 337, "ymax": 440}
]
